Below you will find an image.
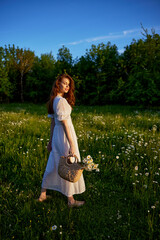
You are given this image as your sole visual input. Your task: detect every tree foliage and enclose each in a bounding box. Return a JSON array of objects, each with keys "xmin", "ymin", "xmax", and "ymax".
[
  {"xmin": 25, "ymin": 52, "xmax": 56, "ymax": 103},
  {"xmin": 122, "ymin": 26, "xmax": 160, "ymax": 105},
  {"xmin": 13, "ymin": 47, "xmax": 35, "ymax": 102},
  {"xmin": 0, "ymin": 47, "xmax": 12, "ymax": 102},
  {"xmin": 0, "ymin": 26, "xmax": 160, "ymax": 106}
]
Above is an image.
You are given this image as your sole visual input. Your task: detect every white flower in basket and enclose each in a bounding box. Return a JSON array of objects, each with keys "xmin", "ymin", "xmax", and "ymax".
[{"xmin": 82, "ymin": 155, "xmax": 99, "ymax": 172}]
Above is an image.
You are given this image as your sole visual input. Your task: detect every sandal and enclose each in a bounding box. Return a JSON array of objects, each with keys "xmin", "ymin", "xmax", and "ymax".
[
  {"xmin": 68, "ymin": 200, "xmax": 85, "ymax": 208},
  {"xmin": 37, "ymin": 195, "xmax": 52, "ymax": 202}
]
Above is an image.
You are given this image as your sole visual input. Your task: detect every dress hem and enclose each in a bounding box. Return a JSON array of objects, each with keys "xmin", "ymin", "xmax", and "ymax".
[{"xmin": 42, "ymin": 185, "xmax": 86, "ymax": 197}]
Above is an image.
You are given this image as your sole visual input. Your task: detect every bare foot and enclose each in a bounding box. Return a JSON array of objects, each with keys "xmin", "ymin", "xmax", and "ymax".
[
  {"xmin": 37, "ymin": 192, "xmax": 47, "ymax": 202},
  {"xmin": 68, "ymin": 200, "xmax": 85, "ymax": 208},
  {"xmin": 37, "ymin": 195, "xmax": 52, "ymax": 202},
  {"xmin": 38, "ymin": 196, "xmax": 46, "ymax": 202}
]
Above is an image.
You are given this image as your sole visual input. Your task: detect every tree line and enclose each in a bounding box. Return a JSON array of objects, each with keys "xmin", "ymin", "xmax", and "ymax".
[{"xmin": 0, "ymin": 26, "xmax": 160, "ymax": 106}]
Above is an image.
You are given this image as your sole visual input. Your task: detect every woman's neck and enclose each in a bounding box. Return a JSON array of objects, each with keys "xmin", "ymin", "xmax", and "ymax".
[{"xmin": 57, "ymin": 93, "xmax": 64, "ymax": 97}]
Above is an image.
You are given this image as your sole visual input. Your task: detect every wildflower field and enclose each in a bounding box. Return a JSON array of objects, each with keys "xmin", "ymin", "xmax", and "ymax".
[{"xmin": 0, "ymin": 103, "xmax": 160, "ymax": 240}]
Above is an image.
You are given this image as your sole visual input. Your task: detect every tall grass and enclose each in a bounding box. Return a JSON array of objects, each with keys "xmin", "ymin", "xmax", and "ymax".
[{"xmin": 0, "ymin": 103, "xmax": 160, "ymax": 240}]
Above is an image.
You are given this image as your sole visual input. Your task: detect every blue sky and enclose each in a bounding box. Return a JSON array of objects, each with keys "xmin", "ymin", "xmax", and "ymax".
[{"xmin": 0, "ymin": 0, "xmax": 160, "ymax": 60}]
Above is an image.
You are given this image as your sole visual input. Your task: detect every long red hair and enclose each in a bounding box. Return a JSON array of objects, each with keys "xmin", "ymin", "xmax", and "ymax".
[{"xmin": 47, "ymin": 74, "xmax": 75, "ymax": 114}]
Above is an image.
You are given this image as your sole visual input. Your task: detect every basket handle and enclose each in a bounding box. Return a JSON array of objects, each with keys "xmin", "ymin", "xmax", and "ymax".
[{"xmin": 67, "ymin": 154, "xmax": 79, "ymax": 163}]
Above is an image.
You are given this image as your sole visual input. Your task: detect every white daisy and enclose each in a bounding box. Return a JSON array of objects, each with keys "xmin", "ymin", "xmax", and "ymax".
[{"xmin": 51, "ymin": 225, "xmax": 57, "ymax": 231}]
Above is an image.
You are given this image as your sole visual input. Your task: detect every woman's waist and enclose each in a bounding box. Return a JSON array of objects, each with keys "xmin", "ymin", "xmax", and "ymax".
[{"xmin": 54, "ymin": 118, "xmax": 72, "ymax": 126}]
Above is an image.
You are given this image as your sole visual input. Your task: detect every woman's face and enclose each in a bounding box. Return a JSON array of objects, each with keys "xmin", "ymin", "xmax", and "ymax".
[{"xmin": 59, "ymin": 77, "xmax": 70, "ymax": 94}]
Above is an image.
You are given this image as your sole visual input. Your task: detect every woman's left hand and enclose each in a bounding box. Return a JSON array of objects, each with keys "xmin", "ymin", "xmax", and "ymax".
[{"xmin": 47, "ymin": 140, "xmax": 52, "ymax": 152}]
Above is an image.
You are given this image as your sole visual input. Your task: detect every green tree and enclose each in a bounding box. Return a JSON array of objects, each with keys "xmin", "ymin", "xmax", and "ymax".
[
  {"xmin": 26, "ymin": 52, "xmax": 56, "ymax": 103},
  {"xmin": 12, "ymin": 48, "xmax": 35, "ymax": 102},
  {"xmin": 4, "ymin": 45, "xmax": 20, "ymax": 102},
  {"xmin": 0, "ymin": 47, "xmax": 13, "ymax": 102},
  {"xmin": 122, "ymin": 26, "xmax": 160, "ymax": 106},
  {"xmin": 73, "ymin": 42, "xmax": 119, "ymax": 105},
  {"xmin": 56, "ymin": 45, "xmax": 73, "ymax": 75},
  {"xmin": 73, "ymin": 54, "xmax": 96, "ymax": 104}
]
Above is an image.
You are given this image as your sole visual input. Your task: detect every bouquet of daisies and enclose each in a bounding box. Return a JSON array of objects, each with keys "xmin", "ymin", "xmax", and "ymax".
[{"xmin": 82, "ymin": 155, "xmax": 100, "ymax": 172}]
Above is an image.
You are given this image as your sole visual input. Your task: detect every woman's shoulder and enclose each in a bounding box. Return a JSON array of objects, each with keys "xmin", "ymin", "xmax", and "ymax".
[
  {"xmin": 54, "ymin": 96, "xmax": 69, "ymax": 109},
  {"xmin": 56, "ymin": 96, "xmax": 68, "ymax": 104},
  {"xmin": 53, "ymin": 95, "xmax": 63, "ymax": 104}
]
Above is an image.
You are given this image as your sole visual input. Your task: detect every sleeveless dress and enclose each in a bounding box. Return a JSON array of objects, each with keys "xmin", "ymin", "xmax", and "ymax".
[{"xmin": 41, "ymin": 95, "xmax": 86, "ymax": 197}]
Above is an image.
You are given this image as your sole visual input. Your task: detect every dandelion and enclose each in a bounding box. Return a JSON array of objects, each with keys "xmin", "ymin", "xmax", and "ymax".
[
  {"xmin": 152, "ymin": 125, "xmax": 157, "ymax": 132},
  {"xmin": 116, "ymin": 156, "xmax": 119, "ymax": 159},
  {"xmin": 135, "ymin": 166, "xmax": 138, "ymax": 171},
  {"xmin": 151, "ymin": 206, "xmax": 156, "ymax": 209},
  {"xmin": 153, "ymin": 181, "xmax": 158, "ymax": 184},
  {"xmin": 51, "ymin": 225, "xmax": 57, "ymax": 230},
  {"xmin": 117, "ymin": 211, "xmax": 122, "ymax": 220},
  {"xmin": 145, "ymin": 173, "xmax": 149, "ymax": 176}
]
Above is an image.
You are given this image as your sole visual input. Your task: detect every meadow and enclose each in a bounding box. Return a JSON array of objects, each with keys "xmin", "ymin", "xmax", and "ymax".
[{"xmin": 0, "ymin": 103, "xmax": 160, "ymax": 240}]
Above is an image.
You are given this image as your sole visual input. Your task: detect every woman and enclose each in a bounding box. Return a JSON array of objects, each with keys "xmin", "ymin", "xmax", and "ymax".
[{"xmin": 38, "ymin": 73, "xmax": 85, "ymax": 207}]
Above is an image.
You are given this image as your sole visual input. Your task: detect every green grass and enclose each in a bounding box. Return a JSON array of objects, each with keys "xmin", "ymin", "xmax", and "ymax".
[{"xmin": 0, "ymin": 103, "xmax": 160, "ymax": 240}]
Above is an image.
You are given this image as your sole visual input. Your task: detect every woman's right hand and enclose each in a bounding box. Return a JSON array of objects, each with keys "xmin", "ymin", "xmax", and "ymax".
[{"xmin": 69, "ymin": 144, "xmax": 76, "ymax": 155}]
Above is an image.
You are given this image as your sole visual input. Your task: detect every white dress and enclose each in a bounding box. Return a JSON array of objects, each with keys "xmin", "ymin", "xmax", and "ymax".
[{"xmin": 41, "ymin": 95, "xmax": 86, "ymax": 197}]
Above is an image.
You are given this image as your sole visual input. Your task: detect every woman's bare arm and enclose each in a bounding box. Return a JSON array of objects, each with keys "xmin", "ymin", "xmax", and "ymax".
[{"xmin": 62, "ymin": 119, "xmax": 76, "ymax": 154}]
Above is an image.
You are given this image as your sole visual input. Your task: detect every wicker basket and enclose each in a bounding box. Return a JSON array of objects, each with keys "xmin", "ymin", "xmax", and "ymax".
[{"xmin": 58, "ymin": 154, "xmax": 85, "ymax": 183}]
